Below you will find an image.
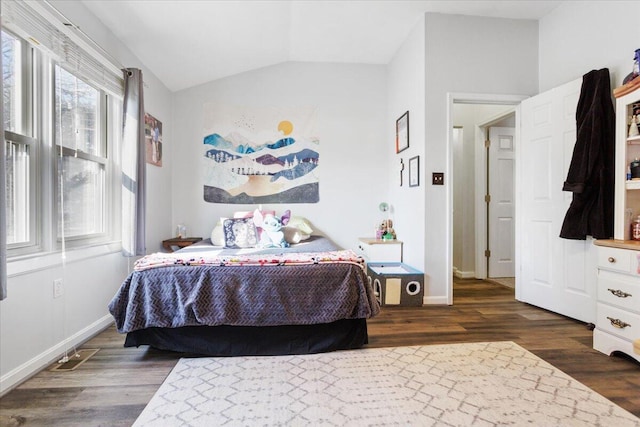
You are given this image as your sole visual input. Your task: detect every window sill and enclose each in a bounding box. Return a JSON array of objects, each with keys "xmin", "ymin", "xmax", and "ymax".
[{"xmin": 7, "ymin": 241, "xmax": 123, "ymax": 277}]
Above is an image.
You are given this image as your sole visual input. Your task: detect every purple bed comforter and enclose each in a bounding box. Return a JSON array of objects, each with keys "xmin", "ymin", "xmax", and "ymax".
[{"xmin": 108, "ymin": 237, "xmax": 380, "ymax": 333}]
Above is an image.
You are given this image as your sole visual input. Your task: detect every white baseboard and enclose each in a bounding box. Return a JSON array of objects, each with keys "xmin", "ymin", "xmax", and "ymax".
[
  {"xmin": 452, "ymin": 267, "xmax": 475, "ymax": 279},
  {"xmin": 0, "ymin": 314, "xmax": 114, "ymax": 396}
]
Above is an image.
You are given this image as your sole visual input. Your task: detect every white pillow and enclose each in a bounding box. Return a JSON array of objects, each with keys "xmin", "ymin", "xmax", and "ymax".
[
  {"xmin": 283, "ymin": 226, "xmax": 311, "ymax": 244},
  {"xmin": 210, "ymin": 220, "xmax": 225, "ymax": 246},
  {"xmin": 287, "ymin": 216, "xmax": 314, "ymax": 235}
]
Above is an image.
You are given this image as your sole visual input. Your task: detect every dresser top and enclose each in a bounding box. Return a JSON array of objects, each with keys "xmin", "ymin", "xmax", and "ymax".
[
  {"xmin": 594, "ymin": 239, "xmax": 640, "ymax": 251},
  {"xmin": 359, "ymin": 237, "xmax": 403, "ymax": 245}
]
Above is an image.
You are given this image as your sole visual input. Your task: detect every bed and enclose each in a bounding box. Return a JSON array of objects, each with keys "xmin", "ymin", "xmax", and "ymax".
[{"xmin": 108, "ymin": 235, "xmax": 380, "ymax": 356}]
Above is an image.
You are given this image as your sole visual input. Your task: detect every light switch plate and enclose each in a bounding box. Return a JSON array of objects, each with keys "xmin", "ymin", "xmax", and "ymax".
[{"xmin": 432, "ymin": 172, "xmax": 444, "ymax": 185}]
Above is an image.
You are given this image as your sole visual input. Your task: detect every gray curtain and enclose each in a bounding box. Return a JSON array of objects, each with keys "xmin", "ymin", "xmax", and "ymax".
[
  {"xmin": 121, "ymin": 68, "xmax": 146, "ymax": 256},
  {"xmin": 0, "ymin": 20, "xmax": 7, "ymax": 300}
]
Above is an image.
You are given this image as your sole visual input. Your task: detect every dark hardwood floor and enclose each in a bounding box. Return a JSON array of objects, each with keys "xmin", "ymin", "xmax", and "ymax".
[{"xmin": 1, "ymin": 278, "xmax": 639, "ymax": 426}]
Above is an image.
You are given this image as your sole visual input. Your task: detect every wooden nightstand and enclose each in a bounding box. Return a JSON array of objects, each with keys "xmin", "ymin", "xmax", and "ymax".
[{"xmin": 162, "ymin": 237, "xmax": 203, "ymax": 252}]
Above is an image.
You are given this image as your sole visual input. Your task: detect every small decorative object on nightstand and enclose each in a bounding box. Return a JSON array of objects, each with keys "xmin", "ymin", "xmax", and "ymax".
[{"xmin": 162, "ymin": 237, "xmax": 202, "ymax": 253}]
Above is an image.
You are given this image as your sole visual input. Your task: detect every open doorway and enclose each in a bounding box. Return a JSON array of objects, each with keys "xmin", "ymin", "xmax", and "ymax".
[{"xmin": 447, "ymin": 93, "xmax": 528, "ymax": 303}]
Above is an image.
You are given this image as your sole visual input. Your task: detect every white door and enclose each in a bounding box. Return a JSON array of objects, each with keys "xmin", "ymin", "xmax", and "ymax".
[
  {"xmin": 488, "ymin": 126, "xmax": 516, "ymax": 278},
  {"xmin": 518, "ymin": 77, "xmax": 597, "ymax": 324}
]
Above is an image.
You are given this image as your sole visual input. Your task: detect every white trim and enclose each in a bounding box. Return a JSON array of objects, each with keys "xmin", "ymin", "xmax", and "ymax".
[
  {"xmin": 8, "ymin": 241, "xmax": 122, "ymax": 277},
  {"xmin": 449, "ymin": 92, "xmax": 528, "ymax": 106},
  {"xmin": 453, "ymin": 267, "xmax": 476, "ymax": 279},
  {"xmin": 0, "ymin": 315, "xmax": 114, "ymax": 396},
  {"xmin": 513, "ymin": 105, "xmax": 523, "ymax": 302},
  {"xmin": 474, "ymin": 124, "xmax": 488, "ymax": 280},
  {"xmin": 446, "ymin": 94, "xmax": 454, "ymax": 305}
]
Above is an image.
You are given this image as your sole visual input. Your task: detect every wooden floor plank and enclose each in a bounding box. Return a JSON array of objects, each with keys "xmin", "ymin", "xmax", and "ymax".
[{"xmin": 1, "ymin": 278, "xmax": 639, "ymax": 426}]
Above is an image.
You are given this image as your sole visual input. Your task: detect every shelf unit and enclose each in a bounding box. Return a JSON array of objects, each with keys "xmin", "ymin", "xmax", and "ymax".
[{"xmin": 614, "ymin": 82, "xmax": 640, "ymax": 240}]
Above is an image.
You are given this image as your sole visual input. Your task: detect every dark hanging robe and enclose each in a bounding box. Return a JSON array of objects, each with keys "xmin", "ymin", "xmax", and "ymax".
[{"xmin": 560, "ymin": 68, "xmax": 615, "ymax": 240}]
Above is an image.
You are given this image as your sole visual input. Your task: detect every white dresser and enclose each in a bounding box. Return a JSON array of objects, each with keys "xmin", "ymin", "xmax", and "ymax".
[
  {"xmin": 593, "ymin": 240, "xmax": 640, "ymax": 363},
  {"xmin": 355, "ymin": 238, "xmax": 402, "ymax": 263},
  {"xmin": 592, "ymin": 79, "xmax": 640, "ymax": 361}
]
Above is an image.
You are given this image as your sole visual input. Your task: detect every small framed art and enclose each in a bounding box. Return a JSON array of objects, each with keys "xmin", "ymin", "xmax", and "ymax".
[
  {"xmin": 144, "ymin": 112, "xmax": 163, "ymax": 167},
  {"xmin": 409, "ymin": 155, "xmax": 419, "ymax": 187},
  {"xmin": 396, "ymin": 111, "xmax": 409, "ymax": 153}
]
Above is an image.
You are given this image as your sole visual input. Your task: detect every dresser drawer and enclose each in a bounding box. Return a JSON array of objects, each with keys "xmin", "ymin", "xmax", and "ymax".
[
  {"xmin": 596, "ymin": 303, "xmax": 640, "ymax": 341},
  {"xmin": 597, "ymin": 270, "xmax": 640, "ymax": 313},
  {"xmin": 356, "ymin": 238, "xmax": 402, "ymax": 262},
  {"xmin": 597, "ymin": 246, "xmax": 634, "ymax": 273}
]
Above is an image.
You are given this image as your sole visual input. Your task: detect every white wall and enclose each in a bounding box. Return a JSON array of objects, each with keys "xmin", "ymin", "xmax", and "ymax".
[
  {"xmin": 539, "ymin": 1, "xmax": 640, "ymax": 91},
  {"xmin": 387, "ymin": 17, "xmax": 426, "ymax": 272},
  {"xmin": 0, "ymin": 1, "xmax": 173, "ymax": 394},
  {"xmin": 423, "ymin": 13, "xmax": 539, "ymax": 303},
  {"xmin": 171, "ymin": 62, "xmax": 388, "ymax": 251},
  {"xmin": 0, "ymin": 250, "xmax": 128, "ymax": 394}
]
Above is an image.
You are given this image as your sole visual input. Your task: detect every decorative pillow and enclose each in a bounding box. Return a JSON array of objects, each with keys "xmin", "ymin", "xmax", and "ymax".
[
  {"xmin": 287, "ymin": 216, "xmax": 314, "ymax": 235},
  {"xmin": 283, "ymin": 226, "xmax": 311, "ymax": 244},
  {"xmin": 253, "ymin": 209, "xmax": 291, "ymax": 248},
  {"xmin": 234, "ymin": 210, "xmax": 275, "ymax": 219},
  {"xmin": 233, "ymin": 211, "xmax": 253, "ymax": 219},
  {"xmin": 210, "ymin": 219, "xmax": 225, "ymax": 246},
  {"xmin": 222, "ymin": 218, "xmax": 259, "ymax": 248}
]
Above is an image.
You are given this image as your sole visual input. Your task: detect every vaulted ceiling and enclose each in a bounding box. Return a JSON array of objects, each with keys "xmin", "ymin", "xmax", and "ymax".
[{"xmin": 81, "ymin": 0, "xmax": 562, "ymax": 92}]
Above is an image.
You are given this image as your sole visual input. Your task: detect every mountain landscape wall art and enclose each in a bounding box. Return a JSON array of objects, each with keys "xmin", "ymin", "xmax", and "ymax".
[{"xmin": 203, "ymin": 104, "xmax": 319, "ymax": 204}]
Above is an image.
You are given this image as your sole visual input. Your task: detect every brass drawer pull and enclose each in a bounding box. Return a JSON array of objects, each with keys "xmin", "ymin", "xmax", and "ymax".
[
  {"xmin": 607, "ymin": 257, "xmax": 616, "ymax": 263},
  {"xmin": 607, "ymin": 317, "xmax": 631, "ymax": 329},
  {"xmin": 608, "ymin": 288, "xmax": 632, "ymax": 298}
]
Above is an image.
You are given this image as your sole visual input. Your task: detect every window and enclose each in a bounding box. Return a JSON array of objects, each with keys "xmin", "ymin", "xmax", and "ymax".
[
  {"xmin": 2, "ymin": 23, "xmax": 122, "ymax": 258},
  {"xmin": 2, "ymin": 30, "xmax": 21, "ymax": 133},
  {"xmin": 55, "ymin": 65, "xmax": 107, "ymax": 240},
  {"xmin": 3, "ymin": 29, "xmax": 35, "ymax": 249},
  {"xmin": 5, "ymin": 132, "xmax": 33, "ymax": 246}
]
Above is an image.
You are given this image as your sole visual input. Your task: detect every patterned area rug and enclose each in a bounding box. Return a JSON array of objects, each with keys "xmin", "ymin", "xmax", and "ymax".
[{"xmin": 134, "ymin": 341, "xmax": 640, "ymax": 426}]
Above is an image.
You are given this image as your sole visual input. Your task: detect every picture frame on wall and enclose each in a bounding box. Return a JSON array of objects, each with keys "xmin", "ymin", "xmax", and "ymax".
[
  {"xmin": 396, "ymin": 111, "xmax": 409, "ymax": 153},
  {"xmin": 144, "ymin": 112, "xmax": 163, "ymax": 167},
  {"xmin": 409, "ymin": 155, "xmax": 419, "ymax": 187}
]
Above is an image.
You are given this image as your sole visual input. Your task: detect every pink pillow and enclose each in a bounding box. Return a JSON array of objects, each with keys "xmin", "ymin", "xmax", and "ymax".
[{"xmin": 233, "ymin": 210, "xmax": 275, "ymax": 219}]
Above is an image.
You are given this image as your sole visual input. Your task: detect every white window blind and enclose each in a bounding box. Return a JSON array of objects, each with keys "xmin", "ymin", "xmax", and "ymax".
[{"xmin": 1, "ymin": 0, "xmax": 124, "ymax": 98}]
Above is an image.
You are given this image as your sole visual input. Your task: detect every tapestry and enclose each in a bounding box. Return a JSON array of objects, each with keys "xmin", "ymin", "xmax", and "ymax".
[{"xmin": 203, "ymin": 104, "xmax": 319, "ymax": 204}]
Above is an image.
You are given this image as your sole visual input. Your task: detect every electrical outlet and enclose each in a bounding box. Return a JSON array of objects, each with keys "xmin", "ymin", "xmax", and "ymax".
[
  {"xmin": 432, "ymin": 172, "xmax": 444, "ymax": 185},
  {"xmin": 53, "ymin": 279, "xmax": 64, "ymax": 299}
]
